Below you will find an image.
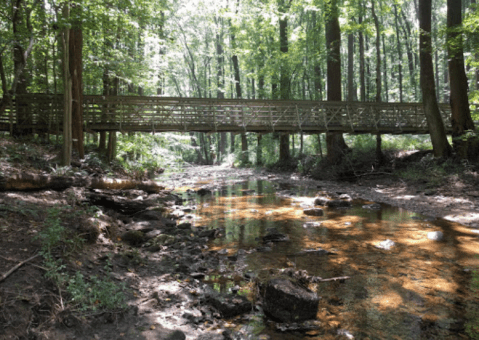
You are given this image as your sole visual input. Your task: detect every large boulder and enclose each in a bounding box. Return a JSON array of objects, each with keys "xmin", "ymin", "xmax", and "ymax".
[{"xmin": 263, "ymin": 278, "xmax": 320, "ymax": 323}]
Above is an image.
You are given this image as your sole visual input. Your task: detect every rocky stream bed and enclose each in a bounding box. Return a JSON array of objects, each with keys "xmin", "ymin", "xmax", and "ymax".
[{"xmin": 1, "ymin": 165, "xmax": 479, "ymax": 339}]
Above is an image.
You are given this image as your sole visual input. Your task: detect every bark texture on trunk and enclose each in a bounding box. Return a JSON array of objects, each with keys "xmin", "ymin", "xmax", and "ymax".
[
  {"xmin": 419, "ymin": 0, "xmax": 452, "ymax": 158},
  {"xmin": 278, "ymin": 0, "xmax": 291, "ymax": 163},
  {"xmin": 325, "ymin": 0, "xmax": 348, "ymax": 164},
  {"xmin": 447, "ymin": 0, "xmax": 476, "ymax": 159},
  {"xmin": 69, "ymin": 14, "xmax": 84, "ymax": 159}
]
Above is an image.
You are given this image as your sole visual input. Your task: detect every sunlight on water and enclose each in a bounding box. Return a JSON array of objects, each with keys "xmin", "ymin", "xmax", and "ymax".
[{"xmin": 175, "ymin": 179, "xmax": 479, "ymax": 340}]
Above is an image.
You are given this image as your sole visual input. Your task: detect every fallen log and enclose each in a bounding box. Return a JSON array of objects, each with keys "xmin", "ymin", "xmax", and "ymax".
[{"xmin": 0, "ymin": 173, "xmax": 165, "ymax": 193}]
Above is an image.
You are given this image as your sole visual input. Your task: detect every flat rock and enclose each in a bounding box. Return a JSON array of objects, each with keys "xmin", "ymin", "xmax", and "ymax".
[
  {"xmin": 144, "ymin": 229, "xmax": 162, "ymax": 240},
  {"xmin": 263, "ymin": 278, "xmax": 320, "ymax": 323},
  {"xmin": 208, "ymin": 293, "xmax": 252, "ymax": 318},
  {"xmin": 303, "ymin": 208, "xmax": 324, "ymax": 216},
  {"xmin": 303, "ymin": 222, "xmax": 322, "ymax": 228},
  {"xmin": 362, "ymin": 203, "xmax": 381, "ymax": 210}
]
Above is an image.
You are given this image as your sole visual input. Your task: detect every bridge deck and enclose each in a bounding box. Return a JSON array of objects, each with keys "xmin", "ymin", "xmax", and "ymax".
[{"xmin": 0, "ymin": 94, "xmax": 452, "ymax": 134}]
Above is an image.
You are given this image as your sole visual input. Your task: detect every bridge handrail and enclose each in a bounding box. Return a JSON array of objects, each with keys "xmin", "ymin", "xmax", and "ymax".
[{"xmin": 1, "ymin": 93, "xmax": 455, "ymax": 134}]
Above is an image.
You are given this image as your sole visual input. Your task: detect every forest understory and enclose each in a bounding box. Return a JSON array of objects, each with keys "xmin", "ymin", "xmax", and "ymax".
[{"xmin": 1, "ymin": 137, "xmax": 479, "ymax": 340}]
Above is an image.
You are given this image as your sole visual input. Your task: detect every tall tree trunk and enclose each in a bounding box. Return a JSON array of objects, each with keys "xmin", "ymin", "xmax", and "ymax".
[
  {"xmin": 190, "ymin": 132, "xmax": 205, "ymax": 164},
  {"xmin": 472, "ymin": 0, "xmax": 479, "ymax": 91},
  {"xmin": 347, "ymin": 30, "xmax": 355, "ymax": 101},
  {"xmin": 325, "ymin": 0, "xmax": 348, "ymax": 164},
  {"xmin": 372, "ymin": 0, "xmax": 385, "ymax": 164},
  {"xmin": 280, "ymin": 0, "xmax": 292, "ymax": 161},
  {"xmin": 278, "ymin": 0, "xmax": 291, "ymax": 163},
  {"xmin": 99, "ymin": 68, "xmax": 108, "ymax": 152},
  {"xmin": 69, "ymin": 2, "xmax": 84, "ymax": 159},
  {"xmin": 447, "ymin": 0, "xmax": 476, "ymax": 159},
  {"xmin": 382, "ymin": 35, "xmax": 389, "ymax": 102},
  {"xmin": 419, "ymin": 0, "xmax": 452, "ymax": 158},
  {"xmin": 230, "ymin": 8, "xmax": 248, "ymax": 164},
  {"xmin": 62, "ymin": 3, "xmax": 72, "ymax": 166},
  {"xmin": 216, "ymin": 17, "xmax": 227, "ymax": 162},
  {"xmin": 359, "ymin": 4, "xmax": 366, "ymax": 102},
  {"xmin": 400, "ymin": 10, "xmax": 417, "ymax": 100},
  {"xmin": 12, "ymin": 0, "xmax": 31, "ymax": 136},
  {"xmin": 106, "ymin": 76, "xmax": 119, "ymax": 162},
  {"xmin": 256, "ymin": 134, "xmax": 263, "ymax": 165},
  {"xmin": 394, "ymin": 5, "xmax": 404, "ymax": 102}
]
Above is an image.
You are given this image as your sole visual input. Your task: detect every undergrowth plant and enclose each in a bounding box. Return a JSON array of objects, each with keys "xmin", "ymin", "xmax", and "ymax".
[{"xmin": 37, "ymin": 207, "xmax": 127, "ymax": 313}]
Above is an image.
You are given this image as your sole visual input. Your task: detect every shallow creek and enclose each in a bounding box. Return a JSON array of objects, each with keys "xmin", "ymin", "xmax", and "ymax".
[{"xmin": 171, "ymin": 176, "xmax": 479, "ymax": 339}]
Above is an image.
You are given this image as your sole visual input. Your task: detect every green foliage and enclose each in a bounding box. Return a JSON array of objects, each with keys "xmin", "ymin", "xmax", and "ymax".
[
  {"xmin": 116, "ymin": 132, "xmax": 190, "ymax": 174},
  {"xmin": 36, "ymin": 206, "xmax": 126, "ymax": 312},
  {"xmin": 66, "ymin": 272, "xmax": 127, "ymax": 312},
  {"xmin": 37, "ymin": 207, "xmax": 66, "ymax": 253},
  {"xmin": 346, "ymin": 134, "xmax": 433, "ymax": 152}
]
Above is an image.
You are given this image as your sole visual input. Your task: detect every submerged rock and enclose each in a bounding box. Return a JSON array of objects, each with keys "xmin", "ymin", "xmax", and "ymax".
[
  {"xmin": 263, "ymin": 278, "xmax": 320, "ymax": 323},
  {"xmin": 303, "ymin": 208, "xmax": 324, "ymax": 216},
  {"xmin": 303, "ymin": 222, "xmax": 322, "ymax": 228},
  {"xmin": 327, "ymin": 200, "xmax": 352, "ymax": 208},
  {"xmin": 362, "ymin": 203, "xmax": 382, "ymax": 210},
  {"xmin": 263, "ymin": 232, "xmax": 290, "ymax": 243}
]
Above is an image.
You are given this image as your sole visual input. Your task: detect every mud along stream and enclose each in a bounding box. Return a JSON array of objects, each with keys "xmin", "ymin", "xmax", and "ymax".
[{"xmin": 157, "ymin": 165, "xmax": 479, "ymax": 339}]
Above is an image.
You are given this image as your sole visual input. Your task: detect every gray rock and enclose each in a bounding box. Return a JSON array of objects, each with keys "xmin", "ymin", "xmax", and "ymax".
[
  {"xmin": 313, "ymin": 197, "xmax": 329, "ymax": 206},
  {"xmin": 165, "ymin": 330, "xmax": 186, "ymax": 340},
  {"xmin": 177, "ymin": 222, "xmax": 192, "ymax": 230},
  {"xmin": 303, "ymin": 222, "xmax": 322, "ymax": 228},
  {"xmin": 362, "ymin": 203, "xmax": 381, "ymax": 210},
  {"xmin": 197, "ymin": 188, "xmax": 212, "ymax": 196},
  {"xmin": 427, "ymin": 231, "xmax": 444, "ymax": 241},
  {"xmin": 208, "ymin": 293, "xmax": 252, "ymax": 318},
  {"xmin": 303, "ymin": 208, "xmax": 324, "ymax": 216},
  {"xmin": 263, "ymin": 278, "xmax": 320, "ymax": 323},
  {"xmin": 144, "ymin": 229, "xmax": 162, "ymax": 240}
]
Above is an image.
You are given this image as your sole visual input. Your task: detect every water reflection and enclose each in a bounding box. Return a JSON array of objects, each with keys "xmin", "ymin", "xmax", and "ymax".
[{"xmin": 176, "ymin": 180, "xmax": 479, "ymax": 339}]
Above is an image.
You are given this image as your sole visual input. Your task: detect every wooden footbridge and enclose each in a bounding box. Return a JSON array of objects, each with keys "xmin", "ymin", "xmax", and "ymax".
[{"xmin": 0, "ymin": 94, "xmax": 453, "ymax": 134}]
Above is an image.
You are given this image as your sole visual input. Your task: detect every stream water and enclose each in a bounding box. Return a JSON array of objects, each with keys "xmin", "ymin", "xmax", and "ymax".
[{"xmin": 166, "ymin": 171, "xmax": 479, "ymax": 339}]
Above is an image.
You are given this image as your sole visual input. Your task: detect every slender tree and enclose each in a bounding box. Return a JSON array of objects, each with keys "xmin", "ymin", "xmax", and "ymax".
[
  {"xmin": 70, "ymin": 1, "xmax": 84, "ymax": 159},
  {"xmin": 278, "ymin": 0, "xmax": 291, "ymax": 163},
  {"xmin": 325, "ymin": 0, "xmax": 348, "ymax": 164},
  {"xmin": 419, "ymin": 0, "xmax": 452, "ymax": 158},
  {"xmin": 447, "ymin": 0, "xmax": 476, "ymax": 158}
]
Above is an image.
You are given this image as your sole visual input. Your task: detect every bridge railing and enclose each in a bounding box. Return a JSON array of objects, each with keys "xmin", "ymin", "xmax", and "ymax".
[{"xmin": 1, "ymin": 94, "xmax": 453, "ymax": 134}]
